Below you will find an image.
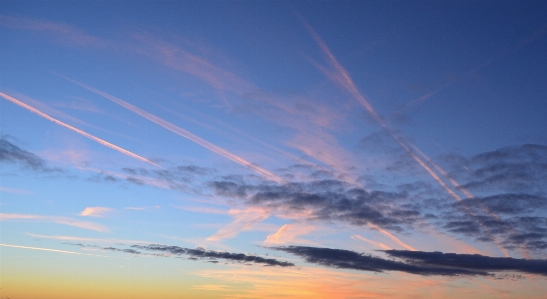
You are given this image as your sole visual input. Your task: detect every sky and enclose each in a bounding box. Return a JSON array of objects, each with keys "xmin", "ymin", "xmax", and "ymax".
[{"xmin": 1, "ymin": 1, "xmax": 547, "ymax": 298}]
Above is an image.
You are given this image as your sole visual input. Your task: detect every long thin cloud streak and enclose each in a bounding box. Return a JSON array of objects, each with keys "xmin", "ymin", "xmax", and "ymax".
[
  {"xmin": 0, "ymin": 92, "xmax": 160, "ymax": 168},
  {"xmin": 302, "ymin": 22, "xmax": 463, "ymax": 203},
  {"xmin": 62, "ymin": 77, "xmax": 285, "ymax": 184},
  {"xmin": 303, "ymin": 21, "xmax": 517, "ymax": 257},
  {"xmin": 0, "ymin": 243, "xmax": 108, "ymax": 257},
  {"xmin": 351, "ymin": 234, "xmax": 391, "ymax": 250},
  {"xmin": 368, "ymin": 223, "xmax": 416, "ymax": 251}
]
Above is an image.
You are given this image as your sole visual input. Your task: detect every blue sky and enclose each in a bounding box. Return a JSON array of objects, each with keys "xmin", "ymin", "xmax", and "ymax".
[{"xmin": 1, "ymin": 1, "xmax": 547, "ymax": 298}]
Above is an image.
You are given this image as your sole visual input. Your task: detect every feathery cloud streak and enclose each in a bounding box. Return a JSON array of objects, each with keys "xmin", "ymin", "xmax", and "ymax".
[
  {"xmin": 0, "ymin": 92, "xmax": 160, "ymax": 168},
  {"xmin": 0, "ymin": 243, "xmax": 108, "ymax": 257},
  {"xmin": 0, "ymin": 213, "xmax": 108, "ymax": 232},
  {"xmin": 302, "ymin": 21, "xmax": 466, "ymax": 203},
  {"xmin": 62, "ymin": 77, "xmax": 285, "ymax": 183}
]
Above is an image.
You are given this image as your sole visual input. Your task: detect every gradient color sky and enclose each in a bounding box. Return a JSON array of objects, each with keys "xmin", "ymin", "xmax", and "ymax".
[{"xmin": 1, "ymin": 1, "xmax": 547, "ymax": 298}]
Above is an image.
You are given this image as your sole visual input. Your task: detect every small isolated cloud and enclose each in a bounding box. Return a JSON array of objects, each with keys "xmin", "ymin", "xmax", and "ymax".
[{"xmin": 80, "ymin": 207, "xmax": 113, "ymax": 218}]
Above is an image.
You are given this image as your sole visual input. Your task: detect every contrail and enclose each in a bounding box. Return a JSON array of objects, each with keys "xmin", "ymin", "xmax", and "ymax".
[
  {"xmin": 351, "ymin": 234, "xmax": 391, "ymax": 250},
  {"xmin": 301, "ymin": 22, "xmax": 463, "ymax": 202},
  {"xmin": 302, "ymin": 21, "xmax": 514, "ymax": 257},
  {"xmin": 0, "ymin": 92, "xmax": 161, "ymax": 168},
  {"xmin": 368, "ymin": 223, "xmax": 416, "ymax": 251},
  {"xmin": 0, "ymin": 243, "xmax": 108, "ymax": 257},
  {"xmin": 62, "ymin": 77, "xmax": 285, "ymax": 184}
]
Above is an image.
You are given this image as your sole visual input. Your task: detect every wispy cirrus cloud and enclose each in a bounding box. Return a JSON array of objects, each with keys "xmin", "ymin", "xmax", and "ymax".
[
  {"xmin": 62, "ymin": 77, "xmax": 285, "ymax": 183},
  {"xmin": 263, "ymin": 223, "xmax": 316, "ymax": 245},
  {"xmin": 206, "ymin": 207, "xmax": 270, "ymax": 242},
  {"xmin": 0, "ymin": 92, "xmax": 161, "ymax": 168},
  {"xmin": 0, "ymin": 243, "xmax": 108, "ymax": 257},
  {"xmin": 351, "ymin": 234, "xmax": 391, "ymax": 250},
  {"xmin": 0, "ymin": 15, "xmax": 108, "ymax": 48},
  {"xmin": 0, "ymin": 213, "xmax": 108, "ymax": 232},
  {"xmin": 27, "ymin": 233, "xmax": 153, "ymax": 244}
]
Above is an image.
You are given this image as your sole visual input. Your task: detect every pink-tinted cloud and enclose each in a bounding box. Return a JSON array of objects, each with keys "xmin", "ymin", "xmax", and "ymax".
[
  {"xmin": 206, "ymin": 207, "xmax": 270, "ymax": 241},
  {"xmin": 0, "ymin": 15, "xmax": 107, "ymax": 48},
  {"xmin": 0, "ymin": 213, "xmax": 108, "ymax": 232},
  {"xmin": 0, "ymin": 92, "xmax": 161, "ymax": 168},
  {"xmin": 131, "ymin": 32, "xmax": 254, "ymax": 96},
  {"xmin": 351, "ymin": 234, "xmax": 391, "ymax": 250},
  {"xmin": 80, "ymin": 207, "xmax": 113, "ymax": 218},
  {"xmin": 63, "ymin": 78, "xmax": 284, "ymax": 183},
  {"xmin": 26, "ymin": 233, "xmax": 153, "ymax": 244},
  {"xmin": 263, "ymin": 223, "xmax": 316, "ymax": 245},
  {"xmin": 368, "ymin": 223, "xmax": 416, "ymax": 251}
]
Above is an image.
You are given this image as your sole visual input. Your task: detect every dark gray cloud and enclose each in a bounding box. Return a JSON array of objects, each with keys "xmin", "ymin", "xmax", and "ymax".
[
  {"xmin": 383, "ymin": 250, "xmax": 547, "ymax": 276},
  {"xmin": 121, "ymin": 165, "xmax": 214, "ymax": 191},
  {"xmin": 454, "ymin": 144, "xmax": 547, "ymax": 194},
  {"xmin": 132, "ymin": 244, "xmax": 293, "ymax": 267},
  {"xmin": 0, "ymin": 138, "xmax": 61, "ymax": 172},
  {"xmin": 271, "ymin": 246, "xmax": 547, "ymax": 277},
  {"xmin": 455, "ymin": 193, "xmax": 547, "ymax": 215},
  {"xmin": 270, "ymin": 246, "xmax": 487, "ymax": 276},
  {"xmin": 209, "ymin": 179, "xmax": 423, "ymax": 232}
]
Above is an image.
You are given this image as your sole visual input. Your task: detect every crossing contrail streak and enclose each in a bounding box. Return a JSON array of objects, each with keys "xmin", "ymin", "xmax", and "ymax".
[
  {"xmin": 0, "ymin": 243, "xmax": 108, "ymax": 257},
  {"xmin": 62, "ymin": 77, "xmax": 285, "ymax": 184},
  {"xmin": 302, "ymin": 21, "xmax": 513, "ymax": 257},
  {"xmin": 0, "ymin": 92, "xmax": 161, "ymax": 168},
  {"xmin": 302, "ymin": 22, "xmax": 464, "ymax": 202},
  {"xmin": 368, "ymin": 223, "xmax": 416, "ymax": 251}
]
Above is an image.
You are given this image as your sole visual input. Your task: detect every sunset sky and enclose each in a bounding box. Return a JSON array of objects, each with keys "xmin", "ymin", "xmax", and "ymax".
[{"xmin": 1, "ymin": 1, "xmax": 547, "ymax": 298}]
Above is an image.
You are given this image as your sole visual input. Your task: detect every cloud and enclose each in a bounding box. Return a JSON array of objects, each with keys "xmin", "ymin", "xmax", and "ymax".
[
  {"xmin": 0, "ymin": 243, "xmax": 108, "ymax": 257},
  {"xmin": 131, "ymin": 244, "xmax": 293, "ymax": 267},
  {"xmin": 455, "ymin": 193, "xmax": 547, "ymax": 215},
  {"xmin": 0, "ymin": 138, "xmax": 59, "ymax": 172},
  {"xmin": 263, "ymin": 223, "xmax": 316, "ymax": 245},
  {"xmin": 27, "ymin": 233, "xmax": 153, "ymax": 244},
  {"xmin": 383, "ymin": 250, "xmax": 547, "ymax": 276},
  {"xmin": 0, "ymin": 213, "xmax": 108, "ymax": 232},
  {"xmin": 80, "ymin": 207, "xmax": 113, "ymax": 218},
  {"xmin": 270, "ymin": 246, "xmax": 486, "ymax": 276},
  {"xmin": 0, "ymin": 15, "xmax": 108, "ymax": 47},
  {"xmin": 62, "ymin": 78, "xmax": 284, "ymax": 183},
  {"xmin": 271, "ymin": 246, "xmax": 547, "ymax": 277},
  {"xmin": 455, "ymin": 144, "xmax": 547, "ymax": 194},
  {"xmin": 0, "ymin": 92, "xmax": 161, "ymax": 168},
  {"xmin": 206, "ymin": 207, "xmax": 270, "ymax": 241},
  {"xmin": 351, "ymin": 234, "xmax": 391, "ymax": 250},
  {"xmin": 209, "ymin": 178, "xmax": 422, "ymax": 233}
]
